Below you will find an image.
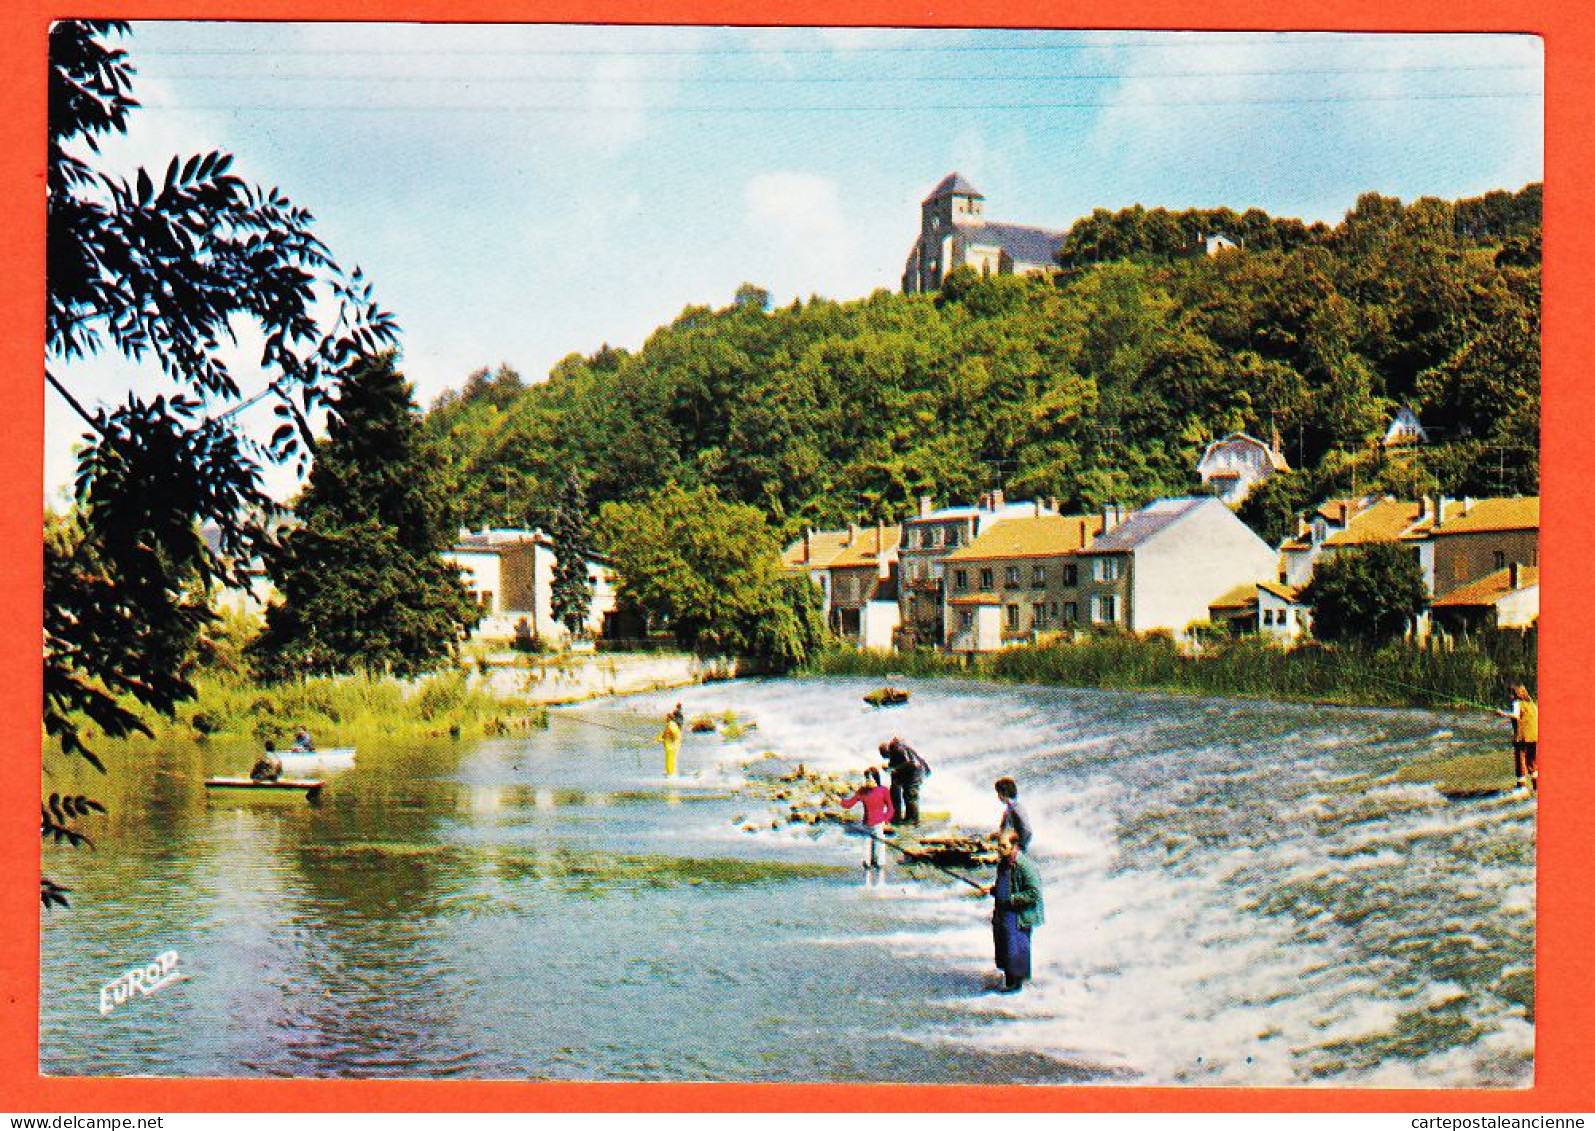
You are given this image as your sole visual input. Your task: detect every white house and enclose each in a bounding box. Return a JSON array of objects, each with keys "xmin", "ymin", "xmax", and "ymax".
[
  {"xmin": 446, "ymin": 528, "xmax": 616, "ymax": 645},
  {"xmin": 1383, "ymin": 406, "xmax": 1430, "ymax": 448},
  {"xmin": 1196, "ymin": 432, "xmax": 1289, "ymax": 505},
  {"xmin": 1077, "ymin": 497, "xmax": 1280, "ymax": 638}
]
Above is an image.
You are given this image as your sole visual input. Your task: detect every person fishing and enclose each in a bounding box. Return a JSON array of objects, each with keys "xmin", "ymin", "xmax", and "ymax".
[
  {"xmin": 981, "ymin": 828, "xmax": 1044, "ymax": 994},
  {"xmin": 659, "ymin": 709, "xmax": 684, "ymax": 776},
  {"xmin": 1495, "ymin": 685, "xmax": 1539, "ymax": 792},
  {"xmin": 250, "ymin": 740, "xmax": 283, "ymax": 784},
  {"xmin": 290, "ymin": 726, "xmax": 315, "ymax": 753},
  {"xmin": 879, "ymin": 736, "xmax": 930, "ymax": 826},
  {"xmin": 994, "ymin": 777, "xmax": 1033, "ymax": 851},
  {"xmin": 841, "ymin": 768, "xmax": 895, "ymax": 870}
]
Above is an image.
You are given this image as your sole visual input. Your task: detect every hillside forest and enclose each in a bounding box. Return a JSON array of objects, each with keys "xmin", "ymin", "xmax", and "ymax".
[{"xmin": 424, "ymin": 185, "xmax": 1540, "ymax": 547}]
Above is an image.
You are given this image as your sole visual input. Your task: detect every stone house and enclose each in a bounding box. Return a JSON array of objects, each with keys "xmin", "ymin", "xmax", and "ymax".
[
  {"xmin": 1427, "ymin": 496, "xmax": 1540, "ymax": 598},
  {"xmin": 895, "ymin": 492, "xmax": 1059, "ymax": 647},
  {"xmin": 902, "ymin": 174, "xmax": 1070, "ymax": 294},
  {"xmin": 781, "ymin": 526, "xmax": 856, "ymax": 616},
  {"xmin": 821, "ymin": 524, "xmax": 901, "ymax": 651},
  {"xmin": 446, "ymin": 528, "xmax": 617, "ymax": 645},
  {"xmin": 1076, "ymin": 497, "xmax": 1279, "ymax": 637},
  {"xmin": 1280, "ymin": 496, "xmax": 1458, "ymax": 592},
  {"xmin": 940, "ymin": 512, "xmax": 1107, "ymax": 653},
  {"xmin": 1196, "ymin": 432, "xmax": 1289, "ymax": 506},
  {"xmin": 1430, "ymin": 563, "xmax": 1539, "ymax": 631}
]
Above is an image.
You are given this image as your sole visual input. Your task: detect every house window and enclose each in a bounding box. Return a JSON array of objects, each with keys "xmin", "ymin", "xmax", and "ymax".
[
  {"xmin": 1006, "ymin": 604, "xmax": 1020, "ymax": 630},
  {"xmin": 1094, "ymin": 558, "xmax": 1122, "ymax": 582},
  {"xmin": 1093, "ymin": 595, "xmax": 1117, "ymax": 624},
  {"xmin": 980, "ymin": 568, "xmax": 994, "ymax": 590},
  {"xmin": 959, "ymin": 611, "xmax": 973, "ymax": 631},
  {"xmin": 953, "ymin": 569, "xmax": 968, "ymax": 592},
  {"xmin": 1005, "ymin": 566, "xmax": 1021, "ymax": 588},
  {"xmin": 931, "ymin": 528, "xmax": 943, "ymax": 548},
  {"xmin": 1064, "ymin": 602, "xmax": 1078, "ymax": 624},
  {"xmin": 1032, "ymin": 603, "xmax": 1046, "ymax": 627},
  {"xmin": 1263, "ymin": 609, "xmax": 1274, "ymax": 626},
  {"xmin": 1494, "ymin": 550, "xmax": 1506, "ymax": 570},
  {"xmin": 1062, "ymin": 563, "xmax": 1078, "ymax": 586},
  {"xmin": 948, "ymin": 528, "xmax": 961, "ymax": 547},
  {"xmin": 1032, "ymin": 565, "xmax": 1047, "ymax": 588}
]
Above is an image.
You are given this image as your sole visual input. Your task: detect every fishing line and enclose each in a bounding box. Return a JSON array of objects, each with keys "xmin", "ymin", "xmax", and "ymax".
[{"xmin": 857, "ymin": 826, "xmax": 988, "ymax": 891}]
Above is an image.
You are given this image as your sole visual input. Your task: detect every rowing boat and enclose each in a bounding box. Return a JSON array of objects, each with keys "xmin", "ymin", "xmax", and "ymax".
[
  {"xmin": 204, "ymin": 777, "xmax": 324, "ymax": 803},
  {"xmin": 276, "ymin": 747, "xmax": 356, "ymax": 772}
]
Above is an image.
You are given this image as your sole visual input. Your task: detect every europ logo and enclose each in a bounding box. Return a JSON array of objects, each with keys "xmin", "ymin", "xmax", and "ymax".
[{"xmin": 99, "ymin": 950, "xmax": 186, "ymax": 1015}]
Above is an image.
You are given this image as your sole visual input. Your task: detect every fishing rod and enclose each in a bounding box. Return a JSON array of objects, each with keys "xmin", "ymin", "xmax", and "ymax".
[
  {"xmin": 547, "ymin": 711, "xmax": 658, "ymax": 743},
  {"xmin": 857, "ymin": 826, "xmax": 988, "ymax": 892},
  {"xmin": 1352, "ymin": 669, "xmax": 1504, "ymax": 714}
]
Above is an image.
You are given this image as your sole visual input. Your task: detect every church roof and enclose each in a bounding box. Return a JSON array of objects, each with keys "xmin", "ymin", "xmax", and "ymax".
[
  {"xmin": 924, "ymin": 172, "xmax": 984, "ymax": 202},
  {"xmin": 959, "ymin": 221, "xmax": 1069, "ymax": 267}
]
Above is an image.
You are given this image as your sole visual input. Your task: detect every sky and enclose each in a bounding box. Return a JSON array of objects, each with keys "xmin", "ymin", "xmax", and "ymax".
[{"xmin": 44, "ymin": 24, "xmax": 1544, "ymax": 502}]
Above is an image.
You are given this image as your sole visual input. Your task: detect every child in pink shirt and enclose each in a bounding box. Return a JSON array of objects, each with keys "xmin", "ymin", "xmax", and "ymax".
[{"xmin": 841, "ymin": 768, "xmax": 896, "ymax": 869}]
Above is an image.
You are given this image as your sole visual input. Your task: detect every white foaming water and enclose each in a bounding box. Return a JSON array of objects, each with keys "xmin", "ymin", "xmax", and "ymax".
[{"xmin": 607, "ymin": 677, "xmax": 1534, "ymax": 1087}]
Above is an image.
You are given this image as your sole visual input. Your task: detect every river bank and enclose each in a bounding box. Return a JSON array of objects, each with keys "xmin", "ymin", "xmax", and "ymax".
[
  {"xmin": 43, "ymin": 676, "xmax": 1533, "ymax": 1084},
  {"xmin": 808, "ymin": 632, "xmax": 1536, "ymax": 713}
]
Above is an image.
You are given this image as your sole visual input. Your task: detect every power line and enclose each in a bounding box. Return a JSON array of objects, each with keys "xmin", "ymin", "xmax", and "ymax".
[
  {"xmin": 138, "ymin": 62, "xmax": 1540, "ymax": 84},
  {"xmin": 131, "ymin": 33, "xmax": 1529, "ymax": 59},
  {"xmin": 143, "ymin": 90, "xmax": 1542, "ymax": 115}
]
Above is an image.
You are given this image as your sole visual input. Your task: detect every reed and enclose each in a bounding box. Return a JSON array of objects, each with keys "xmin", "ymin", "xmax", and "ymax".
[{"xmin": 805, "ymin": 630, "xmax": 1535, "ymax": 711}]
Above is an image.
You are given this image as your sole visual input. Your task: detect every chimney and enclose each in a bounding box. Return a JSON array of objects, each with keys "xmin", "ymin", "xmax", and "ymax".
[
  {"xmin": 1420, "ymin": 495, "xmax": 1433, "ymax": 522},
  {"xmin": 1048, "ymin": 496, "xmax": 1060, "ymax": 513},
  {"xmin": 1463, "ymin": 497, "xmax": 1476, "ymax": 514},
  {"xmin": 1102, "ymin": 505, "xmax": 1117, "ymax": 533},
  {"xmin": 802, "ymin": 527, "xmax": 812, "ymax": 564},
  {"xmin": 919, "ymin": 495, "xmax": 934, "ymax": 518},
  {"xmin": 1509, "ymin": 561, "xmax": 1521, "ymax": 589},
  {"xmin": 1033, "ymin": 499, "xmax": 1043, "ymax": 517},
  {"xmin": 847, "ymin": 522, "xmax": 859, "ymax": 545},
  {"xmin": 875, "ymin": 521, "xmax": 884, "ymax": 554},
  {"xmin": 991, "ymin": 488, "xmax": 1005, "ymax": 510},
  {"xmin": 1297, "ymin": 516, "xmax": 1309, "ymax": 539},
  {"xmin": 1079, "ymin": 517, "xmax": 1091, "ymax": 548},
  {"xmin": 1436, "ymin": 495, "xmax": 1448, "ymax": 528}
]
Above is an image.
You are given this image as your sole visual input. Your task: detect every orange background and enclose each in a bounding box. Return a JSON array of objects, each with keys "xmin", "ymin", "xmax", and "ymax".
[{"xmin": 2, "ymin": 0, "xmax": 1588, "ymax": 1113}]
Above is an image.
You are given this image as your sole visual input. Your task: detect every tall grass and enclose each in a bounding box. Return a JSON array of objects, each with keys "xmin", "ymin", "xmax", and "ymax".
[
  {"xmin": 805, "ymin": 631, "xmax": 1536, "ymax": 711},
  {"xmin": 107, "ymin": 669, "xmax": 541, "ymax": 752}
]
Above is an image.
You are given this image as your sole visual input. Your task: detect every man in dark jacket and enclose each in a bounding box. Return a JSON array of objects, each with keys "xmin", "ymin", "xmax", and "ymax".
[
  {"xmin": 984, "ymin": 829, "xmax": 1044, "ymax": 993},
  {"xmin": 879, "ymin": 736, "xmax": 929, "ymax": 826}
]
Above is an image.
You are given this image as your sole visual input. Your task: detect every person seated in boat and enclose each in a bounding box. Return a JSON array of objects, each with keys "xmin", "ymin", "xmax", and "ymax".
[
  {"xmin": 291, "ymin": 726, "xmax": 315, "ymax": 753},
  {"xmin": 251, "ymin": 741, "xmax": 283, "ymax": 784}
]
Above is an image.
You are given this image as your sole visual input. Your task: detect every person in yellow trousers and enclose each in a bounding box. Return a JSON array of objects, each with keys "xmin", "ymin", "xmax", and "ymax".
[
  {"xmin": 659, "ymin": 706, "xmax": 684, "ymax": 776},
  {"xmin": 1496, "ymin": 685, "xmax": 1539, "ymax": 792}
]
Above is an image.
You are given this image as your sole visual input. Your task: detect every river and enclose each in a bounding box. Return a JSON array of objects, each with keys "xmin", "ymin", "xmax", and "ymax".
[{"xmin": 41, "ymin": 676, "xmax": 1535, "ymax": 1086}]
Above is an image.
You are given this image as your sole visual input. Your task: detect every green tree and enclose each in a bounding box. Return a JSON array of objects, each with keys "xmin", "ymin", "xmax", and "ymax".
[
  {"xmin": 1236, "ymin": 471, "xmax": 1312, "ymax": 548},
  {"xmin": 252, "ymin": 355, "xmax": 477, "ymax": 678},
  {"xmin": 549, "ymin": 470, "xmax": 594, "ymax": 638},
  {"xmin": 1302, "ymin": 543, "xmax": 1429, "ymax": 645},
  {"xmin": 596, "ymin": 483, "xmax": 827, "ymax": 668},
  {"xmin": 43, "ymin": 21, "xmax": 394, "ymax": 907}
]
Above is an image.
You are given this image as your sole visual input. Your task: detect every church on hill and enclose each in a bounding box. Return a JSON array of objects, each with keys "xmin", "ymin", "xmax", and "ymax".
[{"xmin": 901, "ymin": 173, "xmax": 1071, "ymax": 294}]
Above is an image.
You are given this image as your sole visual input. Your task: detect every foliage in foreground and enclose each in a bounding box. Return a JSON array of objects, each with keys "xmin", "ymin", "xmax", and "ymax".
[{"xmin": 43, "ymin": 20, "xmax": 395, "ymax": 905}]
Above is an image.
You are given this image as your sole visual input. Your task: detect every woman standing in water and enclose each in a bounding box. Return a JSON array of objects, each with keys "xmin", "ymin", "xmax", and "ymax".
[{"xmin": 659, "ymin": 709, "xmax": 684, "ymax": 776}]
